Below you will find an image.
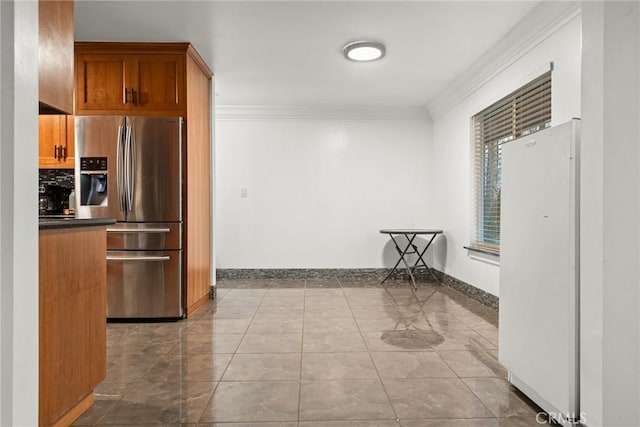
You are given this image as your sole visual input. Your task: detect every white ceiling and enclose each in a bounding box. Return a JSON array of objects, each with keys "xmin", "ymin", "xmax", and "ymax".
[{"xmin": 75, "ymin": 1, "xmax": 541, "ymax": 108}]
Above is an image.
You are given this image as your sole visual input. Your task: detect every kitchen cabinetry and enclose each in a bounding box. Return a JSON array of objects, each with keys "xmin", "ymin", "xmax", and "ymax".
[
  {"xmin": 75, "ymin": 42, "xmax": 213, "ymax": 317},
  {"xmin": 76, "ymin": 47, "xmax": 185, "ymax": 115},
  {"xmin": 39, "ymin": 115, "xmax": 74, "ymax": 169},
  {"xmin": 39, "ymin": 221, "xmax": 113, "ymax": 426},
  {"xmin": 39, "ymin": 0, "xmax": 74, "ymax": 114}
]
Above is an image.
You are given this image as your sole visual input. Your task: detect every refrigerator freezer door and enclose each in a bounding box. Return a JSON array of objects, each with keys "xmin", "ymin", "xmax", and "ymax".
[
  {"xmin": 106, "ymin": 222, "xmax": 182, "ymax": 250},
  {"xmin": 126, "ymin": 116, "xmax": 183, "ymax": 222},
  {"xmin": 106, "ymin": 250, "xmax": 183, "ymax": 318},
  {"xmin": 75, "ymin": 116, "xmax": 127, "ymax": 221},
  {"xmin": 499, "ymin": 120, "xmax": 580, "ymax": 424}
]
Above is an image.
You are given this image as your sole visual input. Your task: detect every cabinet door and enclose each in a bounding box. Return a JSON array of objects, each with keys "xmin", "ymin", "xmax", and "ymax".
[
  {"xmin": 130, "ymin": 54, "xmax": 185, "ymax": 113},
  {"xmin": 76, "ymin": 54, "xmax": 129, "ymax": 114},
  {"xmin": 59, "ymin": 115, "xmax": 75, "ymax": 169},
  {"xmin": 39, "ymin": 115, "xmax": 74, "ymax": 169},
  {"xmin": 39, "ymin": 115, "xmax": 64, "ymax": 168},
  {"xmin": 39, "ymin": 0, "xmax": 74, "ymax": 114}
]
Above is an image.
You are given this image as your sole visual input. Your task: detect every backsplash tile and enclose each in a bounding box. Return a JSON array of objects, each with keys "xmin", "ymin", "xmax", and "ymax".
[{"xmin": 39, "ymin": 169, "xmax": 74, "ymax": 194}]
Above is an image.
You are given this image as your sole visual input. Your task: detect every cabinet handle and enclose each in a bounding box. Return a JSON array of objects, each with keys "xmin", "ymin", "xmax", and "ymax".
[
  {"xmin": 132, "ymin": 89, "xmax": 138, "ymax": 105},
  {"xmin": 53, "ymin": 145, "xmax": 58, "ymax": 159},
  {"xmin": 62, "ymin": 146, "xmax": 67, "ymax": 161},
  {"xmin": 124, "ymin": 88, "xmax": 131, "ymax": 104}
]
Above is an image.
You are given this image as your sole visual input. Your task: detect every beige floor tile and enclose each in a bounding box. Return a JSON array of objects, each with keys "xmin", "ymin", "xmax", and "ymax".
[
  {"xmin": 188, "ymin": 318, "xmax": 251, "ymax": 334},
  {"xmin": 300, "ymin": 422, "xmax": 400, "ymax": 427},
  {"xmin": 146, "ymin": 353, "xmax": 233, "ymax": 383},
  {"xmin": 172, "ymin": 333, "xmax": 243, "ymax": 354},
  {"xmin": 260, "ymin": 295, "xmax": 305, "ymax": 307},
  {"xmin": 237, "ymin": 333, "xmax": 303, "ymax": 353},
  {"xmin": 303, "ymin": 332, "xmax": 368, "ymax": 352},
  {"xmin": 401, "ymin": 419, "xmax": 499, "ymax": 427},
  {"xmin": 371, "ymin": 351, "xmax": 456, "ymax": 378},
  {"xmin": 304, "ymin": 317, "xmax": 359, "ymax": 333},
  {"xmin": 200, "ymin": 381, "xmax": 300, "ymax": 423},
  {"xmin": 98, "ymin": 380, "xmax": 216, "ymax": 423},
  {"xmin": 437, "ymin": 350, "xmax": 507, "ymax": 378},
  {"xmin": 302, "ymin": 352, "xmax": 378, "ymax": 380},
  {"xmin": 362, "ymin": 331, "xmax": 437, "ymax": 352},
  {"xmin": 299, "ymin": 380, "xmax": 396, "ymax": 421},
  {"xmin": 99, "ymin": 281, "xmax": 505, "ymax": 425},
  {"xmin": 384, "ymin": 378, "xmax": 494, "ymax": 419},
  {"xmin": 222, "ymin": 353, "xmax": 301, "ymax": 381},
  {"xmin": 247, "ymin": 317, "xmax": 304, "ymax": 334},
  {"xmin": 462, "ymin": 378, "xmax": 540, "ymax": 418}
]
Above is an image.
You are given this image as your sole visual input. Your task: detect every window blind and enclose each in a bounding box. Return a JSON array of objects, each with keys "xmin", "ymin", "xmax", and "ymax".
[{"xmin": 470, "ymin": 71, "xmax": 552, "ymax": 253}]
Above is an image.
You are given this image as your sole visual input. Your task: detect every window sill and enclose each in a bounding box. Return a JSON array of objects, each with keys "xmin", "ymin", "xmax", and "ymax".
[{"xmin": 464, "ymin": 246, "xmax": 500, "ymax": 266}]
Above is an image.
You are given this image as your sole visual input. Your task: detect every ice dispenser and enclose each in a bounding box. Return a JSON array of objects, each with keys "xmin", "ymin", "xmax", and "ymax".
[{"xmin": 80, "ymin": 157, "xmax": 108, "ymax": 206}]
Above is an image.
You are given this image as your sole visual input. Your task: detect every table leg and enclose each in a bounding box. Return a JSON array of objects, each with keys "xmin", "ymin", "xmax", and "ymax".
[
  {"xmin": 382, "ymin": 234, "xmax": 419, "ymax": 290},
  {"xmin": 381, "ymin": 234, "xmax": 409, "ymax": 284},
  {"xmin": 411, "ymin": 233, "xmax": 441, "ymax": 284}
]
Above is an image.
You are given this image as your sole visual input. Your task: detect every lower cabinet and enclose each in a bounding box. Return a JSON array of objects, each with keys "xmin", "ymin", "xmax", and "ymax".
[{"xmin": 39, "ymin": 225, "xmax": 107, "ymax": 426}]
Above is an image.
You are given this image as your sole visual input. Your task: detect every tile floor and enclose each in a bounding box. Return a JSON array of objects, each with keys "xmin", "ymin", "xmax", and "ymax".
[{"xmin": 73, "ymin": 277, "xmax": 548, "ymax": 426}]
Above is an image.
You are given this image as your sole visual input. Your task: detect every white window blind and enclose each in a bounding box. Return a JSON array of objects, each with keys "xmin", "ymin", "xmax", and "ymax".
[{"xmin": 470, "ymin": 71, "xmax": 552, "ymax": 253}]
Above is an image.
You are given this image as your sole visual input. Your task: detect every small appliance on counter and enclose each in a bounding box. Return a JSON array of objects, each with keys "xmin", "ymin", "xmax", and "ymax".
[{"xmin": 39, "ymin": 184, "xmax": 73, "ymax": 216}]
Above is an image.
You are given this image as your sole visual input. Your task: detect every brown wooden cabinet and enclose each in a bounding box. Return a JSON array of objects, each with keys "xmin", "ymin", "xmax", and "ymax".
[
  {"xmin": 39, "ymin": 0, "xmax": 74, "ymax": 114},
  {"xmin": 76, "ymin": 48, "xmax": 185, "ymax": 115},
  {"xmin": 39, "ymin": 224, "xmax": 108, "ymax": 426},
  {"xmin": 75, "ymin": 42, "xmax": 213, "ymax": 316},
  {"xmin": 39, "ymin": 115, "xmax": 74, "ymax": 169}
]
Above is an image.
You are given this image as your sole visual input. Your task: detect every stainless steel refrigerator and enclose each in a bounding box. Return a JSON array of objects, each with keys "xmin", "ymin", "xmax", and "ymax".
[{"xmin": 75, "ymin": 116, "xmax": 184, "ymax": 319}]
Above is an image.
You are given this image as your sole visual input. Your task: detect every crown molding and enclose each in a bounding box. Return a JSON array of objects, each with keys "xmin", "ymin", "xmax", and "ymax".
[
  {"xmin": 215, "ymin": 105, "xmax": 431, "ymax": 122},
  {"xmin": 426, "ymin": 1, "xmax": 581, "ymax": 121}
]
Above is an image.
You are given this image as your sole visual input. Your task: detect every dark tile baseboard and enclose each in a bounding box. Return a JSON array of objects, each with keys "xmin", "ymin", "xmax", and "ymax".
[
  {"xmin": 432, "ymin": 270, "xmax": 499, "ymax": 310},
  {"xmin": 217, "ymin": 268, "xmax": 386, "ymax": 281},
  {"xmin": 216, "ymin": 268, "xmax": 498, "ymax": 310}
]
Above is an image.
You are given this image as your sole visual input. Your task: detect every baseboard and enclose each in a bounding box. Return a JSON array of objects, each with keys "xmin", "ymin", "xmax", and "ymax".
[
  {"xmin": 217, "ymin": 268, "xmax": 387, "ymax": 280},
  {"xmin": 186, "ymin": 293, "xmax": 210, "ymax": 317},
  {"xmin": 51, "ymin": 392, "xmax": 94, "ymax": 427},
  {"xmin": 216, "ymin": 268, "xmax": 498, "ymax": 309},
  {"xmin": 432, "ymin": 270, "xmax": 499, "ymax": 310}
]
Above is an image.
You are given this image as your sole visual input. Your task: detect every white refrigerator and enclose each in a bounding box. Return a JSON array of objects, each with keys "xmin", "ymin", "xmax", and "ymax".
[{"xmin": 499, "ymin": 119, "xmax": 580, "ymax": 426}]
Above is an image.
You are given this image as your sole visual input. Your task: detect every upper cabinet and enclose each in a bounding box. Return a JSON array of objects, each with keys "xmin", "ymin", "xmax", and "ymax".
[
  {"xmin": 39, "ymin": 0, "xmax": 74, "ymax": 114},
  {"xmin": 75, "ymin": 44, "xmax": 186, "ymax": 115},
  {"xmin": 39, "ymin": 115, "xmax": 75, "ymax": 169}
]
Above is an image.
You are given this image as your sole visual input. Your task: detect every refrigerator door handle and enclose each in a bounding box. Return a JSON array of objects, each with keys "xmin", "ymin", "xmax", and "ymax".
[
  {"xmin": 106, "ymin": 228, "xmax": 171, "ymax": 233},
  {"xmin": 106, "ymin": 255, "xmax": 171, "ymax": 262},
  {"xmin": 124, "ymin": 124, "xmax": 133, "ymax": 211},
  {"xmin": 116, "ymin": 125, "xmax": 125, "ymax": 212},
  {"xmin": 129, "ymin": 124, "xmax": 136, "ymax": 211}
]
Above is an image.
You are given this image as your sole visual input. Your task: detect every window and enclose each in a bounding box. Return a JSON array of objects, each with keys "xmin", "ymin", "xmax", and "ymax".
[{"xmin": 470, "ymin": 71, "xmax": 552, "ymax": 253}]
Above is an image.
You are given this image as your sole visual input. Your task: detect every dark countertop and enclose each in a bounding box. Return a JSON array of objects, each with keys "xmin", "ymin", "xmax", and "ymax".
[{"xmin": 39, "ymin": 217, "xmax": 116, "ymax": 230}]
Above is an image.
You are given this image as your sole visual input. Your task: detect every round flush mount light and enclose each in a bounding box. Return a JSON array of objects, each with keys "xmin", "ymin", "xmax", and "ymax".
[{"xmin": 343, "ymin": 41, "xmax": 386, "ymax": 62}]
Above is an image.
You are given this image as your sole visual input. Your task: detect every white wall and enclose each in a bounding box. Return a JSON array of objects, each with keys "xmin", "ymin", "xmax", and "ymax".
[
  {"xmin": 0, "ymin": 0, "xmax": 39, "ymax": 424},
  {"xmin": 581, "ymin": 2, "xmax": 640, "ymax": 426},
  {"xmin": 215, "ymin": 107, "xmax": 432, "ymax": 269},
  {"xmin": 427, "ymin": 15, "xmax": 582, "ymax": 296}
]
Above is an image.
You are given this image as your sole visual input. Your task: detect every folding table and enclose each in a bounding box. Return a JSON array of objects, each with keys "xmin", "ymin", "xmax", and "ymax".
[{"xmin": 380, "ymin": 229, "xmax": 443, "ymax": 289}]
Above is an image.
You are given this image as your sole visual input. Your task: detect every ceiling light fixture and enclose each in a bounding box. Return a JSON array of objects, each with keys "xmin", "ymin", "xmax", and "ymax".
[{"xmin": 343, "ymin": 41, "xmax": 386, "ymax": 62}]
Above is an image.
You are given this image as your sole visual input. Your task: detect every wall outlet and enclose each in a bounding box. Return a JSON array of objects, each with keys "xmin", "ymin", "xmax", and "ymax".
[{"xmin": 240, "ymin": 188, "xmax": 248, "ymax": 198}]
